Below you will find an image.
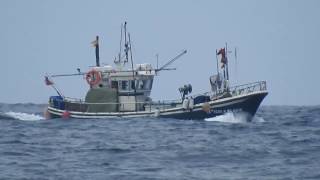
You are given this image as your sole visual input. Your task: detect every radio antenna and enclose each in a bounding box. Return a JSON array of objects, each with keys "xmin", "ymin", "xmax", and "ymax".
[
  {"xmin": 118, "ymin": 23, "xmax": 123, "ymax": 63},
  {"xmin": 156, "ymin": 54, "xmax": 159, "ymax": 69},
  {"xmin": 124, "ymin": 22, "xmax": 129, "ymax": 64}
]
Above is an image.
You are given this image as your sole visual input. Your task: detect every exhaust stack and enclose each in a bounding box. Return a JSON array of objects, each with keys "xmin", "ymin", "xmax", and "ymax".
[{"xmin": 92, "ymin": 36, "xmax": 100, "ymax": 67}]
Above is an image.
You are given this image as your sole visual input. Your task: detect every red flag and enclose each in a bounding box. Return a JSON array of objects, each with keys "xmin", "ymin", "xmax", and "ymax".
[
  {"xmin": 217, "ymin": 48, "xmax": 227, "ymax": 68},
  {"xmin": 45, "ymin": 76, "xmax": 53, "ymax": 86}
]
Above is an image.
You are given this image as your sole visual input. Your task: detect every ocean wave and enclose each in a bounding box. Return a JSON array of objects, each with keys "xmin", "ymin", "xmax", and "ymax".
[
  {"xmin": 252, "ymin": 116, "xmax": 265, "ymax": 123},
  {"xmin": 0, "ymin": 112, "xmax": 16, "ymax": 120},
  {"xmin": 0, "ymin": 103, "xmax": 47, "ymax": 115},
  {"xmin": 204, "ymin": 112, "xmax": 265, "ymax": 123},
  {"xmin": 0, "ymin": 112, "xmax": 44, "ymax": 121},
  {"xmin": 204, "ymin": 112, "xmax": 249, "ymax": 123}
]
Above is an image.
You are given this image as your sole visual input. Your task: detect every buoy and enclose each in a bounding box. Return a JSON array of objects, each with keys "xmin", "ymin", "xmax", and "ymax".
[
  {"xmin": 85, "ymin": 69, "xmax": 101, "ymax": 86},
  {"xmin": 62, "ymin": 111, "xmax": 70, "ymax": 119}
]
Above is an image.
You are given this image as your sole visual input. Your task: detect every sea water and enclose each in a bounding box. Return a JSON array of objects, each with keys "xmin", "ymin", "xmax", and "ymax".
[{"xmin": 0, "ymin": 103, "xmax": 320, "ymax": 179}]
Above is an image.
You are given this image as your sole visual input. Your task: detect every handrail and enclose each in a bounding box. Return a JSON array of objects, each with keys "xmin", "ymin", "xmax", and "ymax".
[
  {"xmin": 188, "ymin": 81, "xmax": 266, "ymax": 99},
  {"xmin": 49, "ymin": 81, "xmax": 267, "ymax": 113},
  {"xmin": 228, "ymin": 81, "xmax": 267, "ymax": 96},
  {"xmin": 51, "ymin": 97, "xmax": 179, "ymax": 106}
]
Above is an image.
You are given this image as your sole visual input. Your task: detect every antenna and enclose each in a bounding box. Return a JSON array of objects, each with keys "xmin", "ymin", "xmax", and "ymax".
[
  {"xmin": 215, "ymin": 49, "xmax": 219, "ymax": 75},
  {"xmin": 124, "ymin": 21, "xmax": 129, "ymax": 63},
  {"xmin": 128, "ymin": 33, "xmax": 135, "ymax": 74},
  {"xmin": 156, "ymin": 54, "xmax": 159, "ymax": 69},
  {"xmin": 118, "ymin": 23, "xmax": 123, "ymax": 63},
  {"xmin": 234, "ymin": 47, "xmax": 238, "ymax": 84},
  {"xmin": 225, "ymin": 42, "xmax": 229, "ymax": 81}
]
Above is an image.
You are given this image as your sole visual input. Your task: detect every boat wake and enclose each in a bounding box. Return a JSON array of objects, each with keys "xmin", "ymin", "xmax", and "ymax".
[
  {"xmin": 0, "ymin": 112, "xmax": 44, "ymax": 121},
  {"xmin": 204, "ymin": 112, "xmax": 264, "ymax": 123}
]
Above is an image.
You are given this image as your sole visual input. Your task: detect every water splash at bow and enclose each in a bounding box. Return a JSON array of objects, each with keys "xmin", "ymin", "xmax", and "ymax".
[{"xmin": 1, "ymin": 112, "xmax": 44, "ymax": 121}]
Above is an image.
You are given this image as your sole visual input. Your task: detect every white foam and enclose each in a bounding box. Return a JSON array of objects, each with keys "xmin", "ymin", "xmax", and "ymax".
[
  {"xmin": 204, "ymin": 112, "xmax": 248, "ymax": 123},
  {"xmin": 5, "ymin": 112, "xmax": 44, "ymax": 121},
  {"xmin": 252, "ymin": 116, "xmax": 265, "ymax": 123}
]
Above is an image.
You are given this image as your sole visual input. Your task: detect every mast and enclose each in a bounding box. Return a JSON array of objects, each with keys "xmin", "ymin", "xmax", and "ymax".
[
  {"xmin": 234, "ymin": 47, "xmax": 238, "ymax": 84},
  {"xmin": 156, "ymin": 54, "xmax": 159, "ymax": 70},
  {"xmin": 124, "ymin": 21, "xmax": 129, "ymax": 64},
  {"xmin": 118, "ymin": 23, "xmax": 123, "ymax": 63},
  {"xmin": 215, "ymin": 49, "xmax": 220, "ymax": 95},
  {"xmin": 225, "ymin": 42, "xmax": 229, "ymax": 81},
  {"xmin": 215, "ymin": 49, "xmax": 219, "ymax": 76},
  {"xmin": 128, "ymin": 33, "xmax": 137, "ymax": 111},
  {"xmin": 215, "ymin": 49, "xmax": 220, "ymax": 94},
  {"xmin": 93, "ymin": 36, "xmax": 100, "ymax": 67}
]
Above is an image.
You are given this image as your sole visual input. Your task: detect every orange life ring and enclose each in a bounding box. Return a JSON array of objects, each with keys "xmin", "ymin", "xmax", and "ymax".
[{"xmin": 86, "ymin": 70, "xmax": 101, "ymax": 86}]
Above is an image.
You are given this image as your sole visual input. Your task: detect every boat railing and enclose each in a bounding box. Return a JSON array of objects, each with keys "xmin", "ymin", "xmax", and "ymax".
[
  {"xmin": 50, "ymin": 81, "xmax": 266, "ymax": 113},
  {"xmin": 190, "ymin": 81, "xmax": 267, "ymax": 99},
  {"xmin": 50, "ymin": 96, "xmax": 181, "ymax": 113},
  {"xmin": 227, "ymin": 81, "xmax": 267, "ymax": 97},
  {"xmin": 225, "ymin": 81, "xmax": 267, "ymax": 96},
  {"xmin": 62, "ymin": 99, "xmax": 178, "ymax": 106}
]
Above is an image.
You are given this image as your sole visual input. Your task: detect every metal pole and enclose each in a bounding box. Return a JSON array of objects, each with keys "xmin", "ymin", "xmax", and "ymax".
[
  {"xmin": 128, "ymin": 33, "xmax": 137, "ymax": 112},
  {"xmin": 215, "ymin": 49, "xmax": 219, "ymax": 95},
  {"xmin": 156, "ymin": 54, "xmax": 159, "ymax": 70},
  {"xmin": 234, "ymin": 47, "xmax": 238, "ymax": 84},
  {"xmin": 225, "ymin": 42, "xmax": 229, "ymax": 81},
  {"xmin": 124, "ymin": 22, "xmax": 128, "ymax": 63},
  {"xmin": 215, "ymin": 49, "xmax": 219, "ymax": 75},
  {"xmin": 95, "ymin": 36, "xmax": 100, "ymax": 67},
  {"xmin": 118, "ymin": 23, "xmax": 123, "ymax": 63}
]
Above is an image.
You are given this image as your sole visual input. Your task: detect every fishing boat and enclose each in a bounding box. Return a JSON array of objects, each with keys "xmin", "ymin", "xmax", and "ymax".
[{"xmin": 45, "ymin": 22, "xmax": 267, "ymax": 120}]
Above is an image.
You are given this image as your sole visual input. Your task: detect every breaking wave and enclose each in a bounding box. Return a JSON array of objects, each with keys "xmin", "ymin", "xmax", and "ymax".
[
  {"xmin": 204, "ymin": 112, "xmax": 264, "ymax": 123},
  {"xmin": 252, "ymin": 116, "xmax": 265, "ymax": 123},
  {"xmin": 0, "ymin": 112, "xmax": 44, "ymax": 121}
]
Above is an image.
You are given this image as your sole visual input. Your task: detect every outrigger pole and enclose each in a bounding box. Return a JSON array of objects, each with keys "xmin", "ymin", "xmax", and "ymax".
[
  {"xmin": 156, "ymin": 50, "xmax": 187, "ymax": 72},
  {"xmin": 45, "ymin": 75, "xmax": 64, "ymax": 98},
  {"xmin": 51, "ymin": 85, "xmax": 64, "ymax": 98},
  {"xmin": 49, "ymin": 68, "xmax": 178, "ymax": 78},
  {"xmin": 51, "ymin": 72, "xmax": 85, "ymax": 77}
]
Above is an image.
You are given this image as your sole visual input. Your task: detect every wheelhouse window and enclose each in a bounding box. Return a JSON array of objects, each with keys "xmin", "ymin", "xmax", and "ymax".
[
  {"xmin": 120, "ymin": 81, "xmax": 129, "ymax": 91},
  {"xmin": 111, "ymin": 81, "xmax": 118, "ymax": 89},
  {"xmin": 131, "ymin": 80, "xmax": 136, "ymax": 90},
  {"xmin": 136, "ymin": 79, "xmax": 153, "ymax": 90}
]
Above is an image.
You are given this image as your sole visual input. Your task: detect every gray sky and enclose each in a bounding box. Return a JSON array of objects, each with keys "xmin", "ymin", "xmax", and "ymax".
[{"xmin": 1, "ymin": 0, "xmax": 319, "ymax": 105}]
